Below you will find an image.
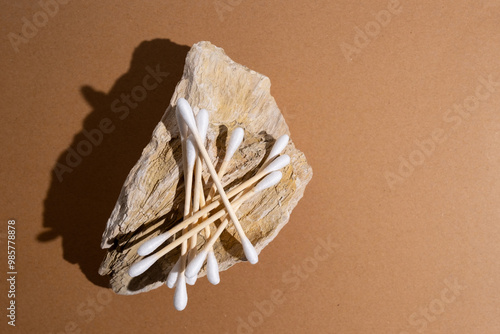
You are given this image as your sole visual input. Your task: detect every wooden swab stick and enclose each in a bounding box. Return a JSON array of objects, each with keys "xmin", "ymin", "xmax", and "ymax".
[
  {"xmin": 173, "ymin": 136, "xmax": 197, "ymax": 309},
  {"xmin": 136, "ymin": 154, "xmax": 291, "ymax": 257},
  {"xmin": 163, "ymin": 105, "xmax": 190, "ymax": 290},
  {"xmin": 188, "ymin": 109, "xmax": 209, "ymax": 255},
  {"xmin": 176, "ymin": 99, "xmax": 263, "ymax": 264},
  {"xmin": 186, "ymin": 109, "xmax": 209, "ymax": 285},
  {"xmin": 259, "ymin": 134, "xmax": 289, "ymax": 172},
  {"xmin": 183, "ymin": 135, "xmax": 201, "ymax": 287},
  {"xmin": 129, "ymin": 172, "xmax": 283, "ymax": 278},
  {"xmin": 186, "ymin": 157, "xmax": 202, "ymax": 286},
  {"xmin": 172, "ymin": 99, "xmax": 197, "ymax": 311}
]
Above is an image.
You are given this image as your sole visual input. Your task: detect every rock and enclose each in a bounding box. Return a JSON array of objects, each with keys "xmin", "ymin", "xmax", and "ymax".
[{"xmin": 98, "ymin": 41, "xmax": 313, "ymax": 295}]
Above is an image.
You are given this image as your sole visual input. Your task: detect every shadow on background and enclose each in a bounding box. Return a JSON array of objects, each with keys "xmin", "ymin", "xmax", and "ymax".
[{"xmin": 39, "ymin": 39, "xmax": 190, "ymax": 287}]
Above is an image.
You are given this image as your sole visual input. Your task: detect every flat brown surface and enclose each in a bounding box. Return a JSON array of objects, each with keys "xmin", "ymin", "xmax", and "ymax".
[{"xmin": 1, "ymin": 1, "xmax": 500, "ymax": 333}]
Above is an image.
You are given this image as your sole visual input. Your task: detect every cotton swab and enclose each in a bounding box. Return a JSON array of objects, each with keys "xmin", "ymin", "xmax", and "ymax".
[
  {"xmin": 162, "ymin": 106, "xmax": 190, "ymax": 288},
  {"xmin": 206, "ymin": 250, "xmax": 220, "ymax": 284},
  {"xmin": 259, "ymin": 134, "xmax": 289, "ymax": 172},
  {"xmin": 171, "ymin": 102, "xmax": 197, "ymax": 311},
  {"xmin": 185, "ymin": 171, "xmax": 283, "ymax": 278},
  {"xmin": 172, "ymin": 135, "xmax": 196, "ymax": 309},
  {"xmin": 137, "ymin": 233, "xmax": 170, "ymax": 257},
  {"xmin": 177, "ymin": 99, "xmax": 261, "ymax": 264},
  {"xmin": 136, "ymin": 154, "xmax": 291, "ymax": 257},
  {"xmin": 129, "ymin": 171, "xmax": 284, "ymax": 278},
  {"xmin": 128, "ymin": 255, "xmax": 160, "ymax": 278},
  {"xmin": 173, "ymin": 274, "xmax": 187, "ymax": 310},
  {"xmin": 168, "ymin": 135, "xmax": 196, "ymax": 268},
  {"xmin": 166, "ymin": 257, "xmax": 181, "ymax": 288},
  {"xmin": 207, "ymin": 127, "xmax": 245, "ymax": 199}
]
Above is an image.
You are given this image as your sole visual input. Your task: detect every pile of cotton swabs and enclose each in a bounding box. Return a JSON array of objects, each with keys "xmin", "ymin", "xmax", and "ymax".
[{"xmin": 128, "ymin": 98, "xmax": 290, "ymax": 310}]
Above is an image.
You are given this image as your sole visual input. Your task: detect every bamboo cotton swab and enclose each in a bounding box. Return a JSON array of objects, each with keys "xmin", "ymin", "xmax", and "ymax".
[
  {"xmin": 170, "ymin": 100, "xmax": 198, "ymax": 311},
  {"xmin": 162, "ymin": 104, "xmax": 191, "ymax": 289},
  {"xmin": 173, "ymin": 134, "xmax": 197, "ymax": 310},
  {"xmin": 136, "ymin": 154, "xmax": 291, "ymax": 257},
  {"xmin": 128, "ymin": 171, "xmax": 284, "ymax": 278}
]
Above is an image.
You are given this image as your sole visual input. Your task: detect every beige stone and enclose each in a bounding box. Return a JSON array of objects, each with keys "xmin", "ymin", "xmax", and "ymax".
[{"xmin": 98, "ymin": 41, "xmax": 312, "ymax": 295}]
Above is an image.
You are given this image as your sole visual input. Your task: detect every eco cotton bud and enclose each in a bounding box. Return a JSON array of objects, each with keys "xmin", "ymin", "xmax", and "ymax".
[
  {"xmin": 176, "ymin": 98, "xmax": 197, "ymax": 131},
  {"xmin": 206, "ymin": 250, "xmax": 220, "ymax": 285},
  {"xmin": 254, "ymin": 171, "xmax": 283, "ymax": 192},
  {"xmin": 185, "ymin": 250, "xmax": 208, "ymax": 278},
  {"xmin": 263, "ymin": 155, "xmax": 290, "ymax": 174},
  {"xmin": 241, "ymin": 236, "xmax": 258, "ymax": 264},
  {"xmin": 138, "ymin": 233, "xmax": 170, "ymax": 256},
  {"xmin": 166, "ymin": 258, "xmax": 182, "ymax": 289},
  {"xmin": 128, "ymin": 256, "xmax": 158, "ymax": 277},
  {"xmin": 196, "ymin": 109, "xmax": 209, "ymax": 144},
  {"xmin": 186, "ymin": 136, "xmax": 197, "ymax": 168},
  {"xmin": 186, "ymin": 274, "xmax": 197, "ymax": 286},
  {"xmin": 225, "ymin": 127, "xmax": 244, "ymax": 161},
  {"xmin": 175, "ymin": 107, "xmax": 189, "ymax": 140},
  {"xmin": 267, "ymin": 134, "xmax": 289, "ymax": 162},
  {"xmin": 173, "ymin": 275, "xmax": 188, "ymax": 311}
]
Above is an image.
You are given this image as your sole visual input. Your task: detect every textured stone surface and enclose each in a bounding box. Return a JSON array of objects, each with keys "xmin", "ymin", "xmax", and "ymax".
[{"xmin": 98, "ymin": 41, "xmax": 313, "ymax": 295}]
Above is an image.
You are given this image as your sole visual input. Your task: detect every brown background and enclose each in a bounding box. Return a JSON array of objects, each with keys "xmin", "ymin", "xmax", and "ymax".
[{"xmin": 1, "ymin": 0, "xmax": 500, "ymax": 333}]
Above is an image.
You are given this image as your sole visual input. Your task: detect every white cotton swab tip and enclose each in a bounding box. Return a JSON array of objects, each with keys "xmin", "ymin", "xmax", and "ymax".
[
  {"xmin": 176, "ymin": 98, "xmax": 197, "ymax": 131},
  {"xmin": 186, "ymin": 274, "xmax": 197, "ymax": 286},
  {"xmin": 254, "ymin": 171, "xmax": 283, "ymax": 192},
  {"xmin": 206, "ymin": 250, "xmax": 220, "ymax": 285},
  {"xmin": 186, "ymin": 135, "xmax": 197, "ymax": 168},
  {"xmin": 268, "ymin": 134, "xmax": 289, "ymax": 161},
  {"xmin": 137, "ymin": 233, "xmax": 170, "ymax": 256},
  {"xmin": 175, "ymin": 98, "xmax": 191, "ymax": 139},
  {"xmin": 241, "ymin": 236, "xmax": 258, "ymax": 264},
  {"xmin": 173, "ymin": 275, "xmax": 188, "ymax": 311},
  {"xmin": 196, "ymin": 109, "xmax": 209, "ymax": 143},
  {"xmin": 262, "ymin": 154, "xmax": 290, "ymax": 174},
  {"xmin": 225, "ymin": 127, "xmax": 245, "ymax": 161},
  {"xmin": 185, "ymin": 250, "xmax": 208, "ymax": 278},
  {"xmin": 128, "ymin": 256, "xmax": 157, "ymax": 277},
  {"xmin": 166, "ymin": 258, "xmax": 181, "ymax": 289}
]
